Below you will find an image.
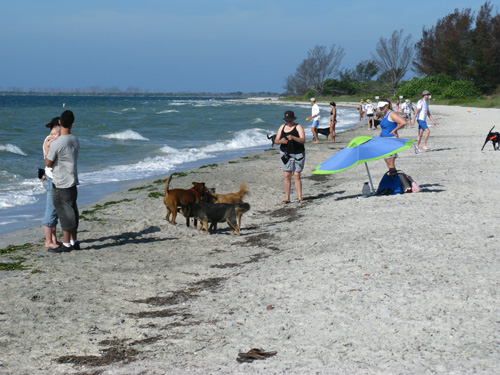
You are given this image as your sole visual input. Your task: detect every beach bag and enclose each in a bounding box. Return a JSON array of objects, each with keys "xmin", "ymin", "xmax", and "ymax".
[
  {"xmin": 376, "ymin": 170, "xmax": 414, "ymax": 195},
  {"xmin": 376, "ymin": 171, "xmax": 403, "ymax": 195},
  {"xmin": 397, "ymin": 172, "xmax": 412, "ymax": 193}
]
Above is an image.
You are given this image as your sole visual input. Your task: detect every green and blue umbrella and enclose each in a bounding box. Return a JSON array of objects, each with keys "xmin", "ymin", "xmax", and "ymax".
[{"xmin": 314, "ymin": 135, "xmax": 417, "ymax": 192}]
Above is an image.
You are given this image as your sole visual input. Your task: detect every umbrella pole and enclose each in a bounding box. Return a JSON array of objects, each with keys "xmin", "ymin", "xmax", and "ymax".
[{"xmin": 365, "ymin": 163, "xmax": 375, "ymax": 194}]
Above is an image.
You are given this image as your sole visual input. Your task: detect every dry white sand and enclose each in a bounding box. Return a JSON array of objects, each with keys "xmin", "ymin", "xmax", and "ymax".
[{"xmin": 1, "ymin": 104, "xmax": 500, "ymax": 374}]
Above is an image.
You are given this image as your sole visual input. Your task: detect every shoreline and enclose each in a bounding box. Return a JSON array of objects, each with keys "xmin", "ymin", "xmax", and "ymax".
[
  {"xmin": 0, "ymin": 99, "xmax": 357, "ymax": 240},
  {"xmin": 1, "ymin": 105, "xmax": 500, "ymax": 374}
]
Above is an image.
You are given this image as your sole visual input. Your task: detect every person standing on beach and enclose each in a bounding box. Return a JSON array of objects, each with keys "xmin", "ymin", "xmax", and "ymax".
[
  {"xmin": 306, "ymin": 98, "xmax": 321, "ymax": 143},
  {"xmin": 276, "ymin": 110, "xmax": 306, "ymax": 204},
  {"xmin": 377, "ymin": 99, "xmax": 407, "ymax": 174},
  {"xmin": 329, "ymin": 101, "xmax": 337, "ymax": 143},
  {"xmin": 45, "ymin": 110, "xmax": 80, "ymax": 253},
  {"xmin": 358, "ymin": 100, "xmax": 365, "ymax": 121},
  {"xmin": 412, "ymin": 90, "xmax": 437, "ymax": 151},
  {"xmin": 401, "ymin": 99, "xmax": 415, "ymax": 128},
  {"xmin": 42, "ymin": 117, "xmax": 61, "ymax": 250},
  {"xmin": 365, "ymin": 99, "xmax": 375, "ymax": 129}
]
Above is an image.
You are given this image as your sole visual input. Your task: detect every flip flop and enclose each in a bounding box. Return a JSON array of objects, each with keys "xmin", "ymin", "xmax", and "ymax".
[
  {"xmin": 281, "ymin": 200, "xmax": 290, "ymax": 204},
  {"xmin": 237, "ymin": 348, "xmax": 277, "ymax": 363}
]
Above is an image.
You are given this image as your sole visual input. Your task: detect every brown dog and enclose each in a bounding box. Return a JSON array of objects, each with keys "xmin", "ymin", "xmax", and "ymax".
[
  {"xmin": 164, "ymin": 175, "xmax": 208, "ymax": 226},
  {"xmin": 207, "ymin": 183, "xmax": 249, "ymax": 230}
]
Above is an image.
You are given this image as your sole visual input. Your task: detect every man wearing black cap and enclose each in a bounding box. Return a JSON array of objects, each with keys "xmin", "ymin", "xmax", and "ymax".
[
  {"xmin": 45, "ymin": 110, "xmax": 80, "ymax": 252},
  {"xmin": 412, "ymin": 90, "xmax": 437, "ymax": 151}
]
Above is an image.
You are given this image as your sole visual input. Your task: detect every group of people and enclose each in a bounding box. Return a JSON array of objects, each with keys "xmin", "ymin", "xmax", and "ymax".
[
  {"xmin": 276, "ymin": 90, "xmax": 437, "ymax": 203},
  {"xmin": 41, "ymin": 110, "xmax": 81, "ymax": 253},
  {"xmin": 307, "ymin": 98, "xmax": 337, "ymax": 144}
]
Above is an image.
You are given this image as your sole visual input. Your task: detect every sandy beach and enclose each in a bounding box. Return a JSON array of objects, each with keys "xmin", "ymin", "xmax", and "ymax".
[{"xmin": 1, "ymin": 103, "xmax": 500, "ymax": 374}]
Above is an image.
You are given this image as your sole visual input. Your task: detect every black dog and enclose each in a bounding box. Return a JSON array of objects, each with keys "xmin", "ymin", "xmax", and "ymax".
[
  {"xmin": 316, "ymin": 128, "xmax": 331, "ymax": 137},
  {"xmin": 180, "ymin": 202, "xmax": 250, "ymax": 236},
  {"xmin": 481, "ymin": 126, "xmax": 500, "ymax": 151},
  {"xmin": 268, "ymin": 127, "xmax": 335, "ymax": 146},
  {"xmin": 267, "ymin": 134, "xmax": 277, "ymax": 147}
]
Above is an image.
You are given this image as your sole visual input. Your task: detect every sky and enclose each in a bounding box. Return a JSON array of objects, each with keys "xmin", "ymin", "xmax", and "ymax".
[{"xmin": 0, "ymin": 0, "xmax": 496, "ymax": 93}]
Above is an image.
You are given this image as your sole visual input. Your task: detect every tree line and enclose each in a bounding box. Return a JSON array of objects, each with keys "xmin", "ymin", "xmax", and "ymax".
[{"xmin": 285, "ymin": 1, "xmax": 500, "ymax": 100}]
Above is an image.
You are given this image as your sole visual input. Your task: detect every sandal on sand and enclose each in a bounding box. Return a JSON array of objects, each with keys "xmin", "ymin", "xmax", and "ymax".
[
  {"xmin": 237, "ymin": 348, "xmax": 277, "ymax": 363},
  {"xmin": 298, "ymin": 199, "xmax": 305, "ymax": 204},
  {"xmin": 281, "ymin": 200, "xmax": 290, "ymax": 204}
]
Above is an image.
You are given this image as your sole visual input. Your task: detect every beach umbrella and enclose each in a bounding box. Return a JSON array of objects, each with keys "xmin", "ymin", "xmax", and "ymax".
[{"xmin": 313, "ymin": 135, "xmax": 417, "ymax": 192}]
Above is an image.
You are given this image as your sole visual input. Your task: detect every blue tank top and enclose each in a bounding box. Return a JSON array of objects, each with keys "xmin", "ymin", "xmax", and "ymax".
[{"xmin": 380, "ymin": 111, "xmax": 397, "ymax": 137}]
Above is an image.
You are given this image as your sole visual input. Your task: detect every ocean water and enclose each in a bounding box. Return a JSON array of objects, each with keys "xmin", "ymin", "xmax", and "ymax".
[{"xmin": 0, "ymin": 95, "xmax": 358, "ymax": 235}]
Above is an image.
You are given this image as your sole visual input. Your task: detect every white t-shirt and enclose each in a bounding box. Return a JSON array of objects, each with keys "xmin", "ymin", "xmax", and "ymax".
[
  {"xmin": 416, "ymin": 99, "xmax": 430, "ymax": 121},
  {"xmin": 401, "ymin": 102, "xmax": 412, "ymax": 114},
  {"xmin": 365, "ymin": 103, "xmax": 374, "ymax": 115},
  {"xmin": 311, "ymin": 103, "xmax": 321, "ymax": 121}
]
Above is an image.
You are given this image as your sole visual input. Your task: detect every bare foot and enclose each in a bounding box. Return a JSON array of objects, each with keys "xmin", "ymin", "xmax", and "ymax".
[
  {"xmin": 313, "ymin": 141, "xmax": 319, "ymax": 144},
  {"xmin": 423, "ymin": 146, "xmax": 431, "ymax": 151}
]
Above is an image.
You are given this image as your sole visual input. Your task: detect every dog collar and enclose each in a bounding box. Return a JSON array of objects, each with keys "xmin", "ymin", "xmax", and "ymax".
[{"xmin": 190, "ymin": 189, "xmax": 201, "ymax": 198}]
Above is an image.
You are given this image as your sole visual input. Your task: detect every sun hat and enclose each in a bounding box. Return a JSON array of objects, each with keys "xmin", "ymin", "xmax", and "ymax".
[
  {"xmin": 310, "ymin": 98, "xmax": 316, "ymax": 102},
  {"xmin": 377, "ymin": 101, "xmax": 390, "ymax": 108},
  {"xmin": 422, "ymin": 90, "xmax": 431, "ymax": 96},
  {"xmin": 45, "ymin": 117, "xmax": 60, "ymax": 128},
  {"xmin": 366, "ymin": 99, "xmax": 371, "ymax": 104},
  {"xmin": 405, "ymin": 99, "xmax": 410, "ymax": 104},
  {"xmin": 283, "ymin": 110, "xmax": 297, "ymax": 121}
]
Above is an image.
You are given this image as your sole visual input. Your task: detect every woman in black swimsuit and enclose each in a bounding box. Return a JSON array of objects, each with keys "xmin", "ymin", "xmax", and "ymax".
[
  {"xmin": 275, "ymin": 110, "xmax": 306, "ymax": 204},
  {"xmin": 329, "ymin": 101, "xmax": 337, "ymax": 143}
]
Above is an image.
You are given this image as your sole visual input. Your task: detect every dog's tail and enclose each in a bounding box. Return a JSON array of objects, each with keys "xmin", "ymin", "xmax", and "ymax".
[
  {"xmin": 164, "ymin": 175, "xmax": 173, "ymax": 196},
  {"xmin": 237, "ymin": 183, "xmax": 249, "ymax": 198},
  {"xmin": 235, "ymin": 203, "xmax": 250, "ymax": 214}
]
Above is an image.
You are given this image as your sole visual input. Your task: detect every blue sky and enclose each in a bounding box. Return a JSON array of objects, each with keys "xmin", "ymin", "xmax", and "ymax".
[{"xmin": 0, "ymin": 0, "xmax": 495, "ymax": 93}]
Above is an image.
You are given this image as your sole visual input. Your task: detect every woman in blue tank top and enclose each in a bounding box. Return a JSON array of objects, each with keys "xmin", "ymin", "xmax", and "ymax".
[{"xmin": 376, "ymin": 99, "xmax": 407, "ymax": 173}]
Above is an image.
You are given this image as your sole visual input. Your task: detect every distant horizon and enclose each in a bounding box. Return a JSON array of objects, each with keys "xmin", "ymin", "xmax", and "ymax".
[{"xmin": 0, "ymin": 89, "xmax": 282, "ymax": 97}]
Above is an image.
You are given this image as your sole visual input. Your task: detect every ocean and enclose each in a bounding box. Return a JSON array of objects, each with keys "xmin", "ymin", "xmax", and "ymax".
[{"xmin": 0, "ymin": 95, "xmax": 359, "ymax": 235}]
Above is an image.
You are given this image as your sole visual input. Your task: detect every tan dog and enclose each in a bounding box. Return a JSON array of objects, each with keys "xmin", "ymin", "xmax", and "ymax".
[
  {"xmin": 207, "ymin": 183, "xmax": 249, "ymax": 229},
  {"xmin": 164, "ymin": 175, "xmax": 208, "ymax": 226},
  {"xmin": 208, "ymin": 183, "xmax": 249, "ymax": 204}
]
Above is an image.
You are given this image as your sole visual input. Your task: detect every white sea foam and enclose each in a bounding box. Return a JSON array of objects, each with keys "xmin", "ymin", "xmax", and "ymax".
[
  {"xmin": 0, "ymin": 180, "xmax": 42, "ymax": 209},
  {"xmin": 156, "ymin": 109, "xmax": 179, "ymax": 114},
  {"xmin": 199, "ymin": 128, "xmax": 269, "ymax": 152},
  {"xmin": 100, "ymin": 130, "xmax": 149, "ymax": 141},
  {"xmin": 252, "ymin": 118, "xmax": 265, "ymax": 124},
  {"xmin": 0, "ymin": 144, "xmax": 27, "ymax": 156},
  {"xmin": 121, "ymin": 107, "xmax": 136, "ymax": 112},
  {"xmin": 78, "ymin": 128, "xmax": 271, "ymax": 186}
]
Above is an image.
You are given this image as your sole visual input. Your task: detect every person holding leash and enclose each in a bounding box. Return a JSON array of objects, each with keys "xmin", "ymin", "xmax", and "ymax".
[
  {"xmin": 276, "ymin": 110, "xmax": 306, "ymax": 204},
  {"xmin": 306, "ymin": 98, "xmax": 321, "ymax": 143}
]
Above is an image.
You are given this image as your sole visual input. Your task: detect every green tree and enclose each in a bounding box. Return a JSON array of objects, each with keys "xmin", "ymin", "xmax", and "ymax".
[
  {"xmin": 414, "ymin": 8, "xmax": 474, "ymax": 80},
  {"xmin": 414, "ymin": 2, "xmax": 500, "ymax": 93},
  {"xmin": 470, "ymin": 2, "xmax": 500, "ymax": 92}
]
